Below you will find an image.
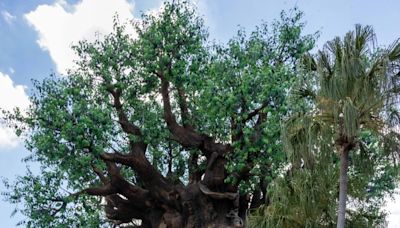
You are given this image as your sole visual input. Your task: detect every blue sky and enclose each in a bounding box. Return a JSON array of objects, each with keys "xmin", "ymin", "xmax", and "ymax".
[{"xmin": 0, "ymin": 0, "xmax": 399, "ymax": 227}]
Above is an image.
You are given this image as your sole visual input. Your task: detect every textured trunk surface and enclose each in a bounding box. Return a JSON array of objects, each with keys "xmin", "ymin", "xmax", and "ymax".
[
  {"xmin": 135, "ymin": 183, "xmax": 244, "ymax": 228},
  {"xmin": 95, "ymin": 73, "xmax": 258, "ymax": 228},
  {"xmin": 337, "ymin": 148, "xmax": 349, "ymax": 228}
]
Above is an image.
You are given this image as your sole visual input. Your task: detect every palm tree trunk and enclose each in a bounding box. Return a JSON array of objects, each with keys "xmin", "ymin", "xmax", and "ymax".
[{"xmin": 337, "ymin": 147, "xmax": 349, "ymax": 228}]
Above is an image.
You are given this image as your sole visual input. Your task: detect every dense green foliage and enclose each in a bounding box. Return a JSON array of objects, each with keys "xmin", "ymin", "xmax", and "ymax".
[
  {"xmin": 2, "ymin": 1, "xmax": 400, "ymax": 227},
  {"xmin": 248, "ymin": 25, "xmax": 400, "ymax": 227}
]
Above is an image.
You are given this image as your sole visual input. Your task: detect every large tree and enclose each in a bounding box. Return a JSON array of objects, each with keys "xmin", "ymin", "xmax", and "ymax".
[{"xmin": 2, "ymin": 2, "xmax": 316, "ymax": 227}]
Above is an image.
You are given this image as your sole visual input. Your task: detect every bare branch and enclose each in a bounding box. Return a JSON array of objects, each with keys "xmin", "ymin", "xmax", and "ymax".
[
  {"xmin": 106, "ymin": 87, "xmax": 147, "ymax": 153},
  {"xmin": 100, "ymin": 152, "xmax": 174, "ymax": 205},
  {"xmin": 105, "ymin": 194, "xmax": 148, "ymax": 223},
  {"xmin": 245, "ymin": 101, "xmax": 268, "ymax": 122},
  {"xmin": 177, "ymin": 86, "xmax": 191, "ymax": 128},
  {"xmin": 158, "ymin": 73, "xmax": 232, "ymax": 157},
  {"xmin": 188, "ymin": 151, "xmax": 202, "ymax": 183},
  {"xmin": 91, "ymin": 163, "xmax": 108, "ymax": 184},
  {"xmin": 198, "ymin": 182, "xmax": 238, "ymax": 200}
]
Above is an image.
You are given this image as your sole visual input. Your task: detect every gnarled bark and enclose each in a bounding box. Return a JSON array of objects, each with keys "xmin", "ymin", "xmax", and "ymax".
[{"xmin": 70, "ymin": 69, "xmax": 270, "ymax": 227}]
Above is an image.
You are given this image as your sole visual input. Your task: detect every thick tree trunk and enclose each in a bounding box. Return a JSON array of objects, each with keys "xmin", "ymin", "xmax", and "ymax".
[
  {"xmin": 97, "ymin": 153, "xmax": 245, "ymax": 228},
  {"xmin": 336, "ymin": 147, "xmax": 349, "ymax": 228},
  {"xmin": 98, "ymin": 75, "xmax": 257, "ymax": 228},
  {"xmin": 122, "ymin": 183, "xmax": 244, "ymax": 228}
]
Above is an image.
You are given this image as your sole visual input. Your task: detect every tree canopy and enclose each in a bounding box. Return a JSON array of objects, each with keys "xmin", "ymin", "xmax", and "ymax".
[{"xmin": 2, "ymin": 1, "xmax": 400, "ymax": 228}]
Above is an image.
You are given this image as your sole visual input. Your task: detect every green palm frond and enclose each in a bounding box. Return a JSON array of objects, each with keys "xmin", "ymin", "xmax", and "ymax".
[
  {"xmin": 251, "ymin": 25, "xmax": 400, "ymax": 227},
  {"xmin": 388, "ymin": 38, "xmax": 400, "ymax": 61}
]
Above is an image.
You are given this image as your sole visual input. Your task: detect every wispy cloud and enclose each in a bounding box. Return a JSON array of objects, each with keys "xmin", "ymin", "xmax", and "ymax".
[
  {"xmin": 0, "ymin": 72, "xmax": 29, "ymax": 148},
  {"xmin": 8, "ymin": 67, "xmax": 15, "ymax": 74},
  {"xmin": 1, "ymin": 10, "xmax": 16, "ymax": 25}
]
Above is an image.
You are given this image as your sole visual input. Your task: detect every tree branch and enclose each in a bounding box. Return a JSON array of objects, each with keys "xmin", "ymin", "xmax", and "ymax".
[
  {"xmin": 100, "ymin": 152, "xmax": 174, "ymax": 206},
  {"xmin": 177, "ymin": 86, "xmax": 191, "ymax": 128},
  {"xmin": 105, "ymin": 194, "xmax": 149, "ymax": 223},
  {"xmin": 91, "ymin": 163, "xmax": 108, "ymax": 184},
  {"xmin": 198, "ymin": 182, "xmax": 238, "ymax": 200},
  {"xmin": 234, "ymin": 112, "xmax": 268, "ymax": 184},
  {"xmin": 244, "ymin": 101, "xmax": 268, "ymax": 122},
  {"xmin": 188, "ymin": 151, "xmax": 202, "ymax": 183},
  {"xmin": 107, "ymin": 87, "xmax": 147, "ymax": 152},
  {"xmin": 103, "ymin": 84, "xmax": 177, "ymax": 205},
  {"xmin": 109, "ymin": 89, "xmax": 142, "ymax": 136},
  {"xmin": 157, "ymin": 72, "xmax": 232, "ymax": 158}
]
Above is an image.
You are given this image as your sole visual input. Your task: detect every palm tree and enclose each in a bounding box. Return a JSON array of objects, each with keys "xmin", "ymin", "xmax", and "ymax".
[{"xmin": 299, "ymin": 25, "xmax": 400, "ymax": 228}]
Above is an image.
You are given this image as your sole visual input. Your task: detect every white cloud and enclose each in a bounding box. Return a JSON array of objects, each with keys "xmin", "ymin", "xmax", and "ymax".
[
  {"xmin": 25, "ymin": 0, "xmax": 136, "ymax": 74},
  {"xmin": 0, "ymin": 72, "xmax": 30, "ymax": 148},
  {"xmin": 1, "ymin": 10, "xmax": 16, "ymax": 25},
  {"xmin": 9, "ymin": 67, "xmax": 15, "ymax": 74},
  {"xmin": 386, "ymin": 193, "xmax": 400, "ymax": 228},
  {"xmin": 0, "ymin": 128, "xmax": 20, "ymax": 148},
  {"xmin": 24, "ymin": 0, "xmax": 210, "ymax": 74}
]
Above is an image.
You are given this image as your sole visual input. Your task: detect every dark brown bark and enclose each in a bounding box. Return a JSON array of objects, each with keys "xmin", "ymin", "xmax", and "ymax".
[
  {"xmin": 79, "ymin": 179, "xmax": 245, "ymax": 227},
  {"xmin": 188, "ymin": 151, "xmax": 202, "ymax": 184},
  {"xmin": 157, "ymin": 72, "xmax": 236, "ymax": 195},
  {"xmin": 177, "ymin": 86, "xmax": 191, "ymax": 129},
  {"xmin": 158, "ymin": 72, "xmax": 232, "ymax": 158},
  {"xmin": 102, "ymin": 84, "xmax": 176, "ymax": 206},
  {"xmin": 249, "ymin": 188, "xmax": 262, "ymax": 209},
  {"xmin": 77, "ymin": 72, "xmax": 267, "ymax": 227}
]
